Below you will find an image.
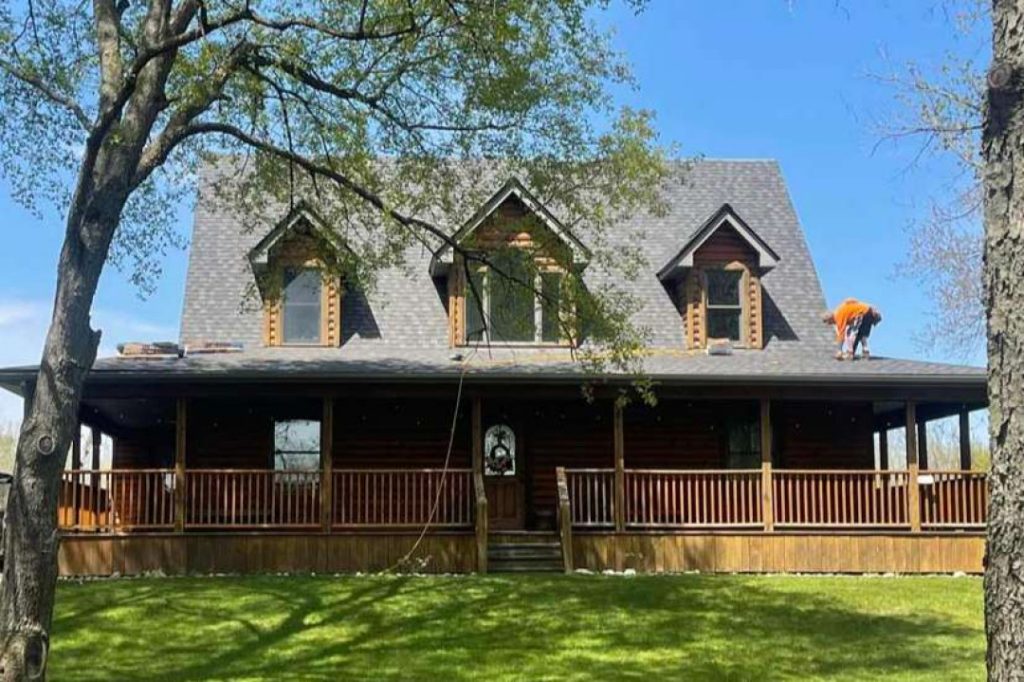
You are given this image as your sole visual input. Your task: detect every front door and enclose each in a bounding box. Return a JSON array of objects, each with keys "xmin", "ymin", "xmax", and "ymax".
[{"xmin": 483, "ymin": 423, "xmax": 525, "ymax": 529}]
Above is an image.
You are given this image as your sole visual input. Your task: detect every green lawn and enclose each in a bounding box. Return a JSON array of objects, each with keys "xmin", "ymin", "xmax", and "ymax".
[{"xmin": 51, "ymin": 574, "xmax": 983, "ymax": 681}]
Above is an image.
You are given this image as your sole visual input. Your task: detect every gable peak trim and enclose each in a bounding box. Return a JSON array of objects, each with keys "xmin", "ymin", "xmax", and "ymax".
[{"xmin": 657, "ymin": 203, "xmax": 780, "ymax": 280}]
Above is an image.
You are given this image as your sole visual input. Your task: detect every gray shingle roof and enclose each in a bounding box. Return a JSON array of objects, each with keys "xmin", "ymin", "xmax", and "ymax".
[{"xmin": 12, "ymin": 158, "xmax": 980, "ymax": 388}]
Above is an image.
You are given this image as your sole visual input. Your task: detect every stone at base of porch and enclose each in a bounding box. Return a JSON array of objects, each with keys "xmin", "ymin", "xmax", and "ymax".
[{"xmin": 57, "ymin": 530, "xmax": 985, "ymax": 577}]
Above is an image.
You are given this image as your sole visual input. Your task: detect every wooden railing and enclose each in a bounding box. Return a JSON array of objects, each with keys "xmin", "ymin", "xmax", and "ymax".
[
  {"xmin": 474, "ymin": 470, "xmax": 488, "ymax": 573},
  {"xmin": 565, "ymin": 468, "xmax": 615, "ymax": 527},
  {"xmin": 920, "ymin": 471, "xmax": 988, "ymax": 529},
  {"xmin": 773, "ymin": 470, "xmax": 910, "ymax": 528},
  {"xmin": 59, "ymin": 469, "xmax": 175, "ymax": 531},
  {"xmin": 562, "ymin": 468, "xmax": 987, "ymax": 532},
  {"xmin": 332, "ymin": 469, "xmax": 473, "ymax": 528},
  {"xmin": 186, "ymin": 470, "xmax": 321, "ymax": 529},
  {"xmin": 555, "ymin": 467, "xmax": 574, "ymax": 573},
  {"xmin": 625, "ymin": 469, "xmax": 763, "ymax": 528}
]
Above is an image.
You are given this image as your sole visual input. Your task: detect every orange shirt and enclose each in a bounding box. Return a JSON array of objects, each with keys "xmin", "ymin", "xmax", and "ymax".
[{"xmin": 832, "ymin": 298, "xmax": 872, "ymax": 341}]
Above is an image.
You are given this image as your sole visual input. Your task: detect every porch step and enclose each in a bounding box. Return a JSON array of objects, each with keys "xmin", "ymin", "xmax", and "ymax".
[{"xmin": 487, "ymin": 542, "xmax": 563, "ymax": 573}]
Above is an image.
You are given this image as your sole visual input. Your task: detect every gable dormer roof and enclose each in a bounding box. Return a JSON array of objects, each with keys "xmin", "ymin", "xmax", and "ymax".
[
  {"xmin": 656, "ymin": 203, "xmax": 780, "ymax": 281},
  {"xmin": 429, "ymin": 177, "xmax": 591, "ymax": 276},
  {"xmin": 247, "ymin": 201, "xmax": 348, "ymax": 274}
]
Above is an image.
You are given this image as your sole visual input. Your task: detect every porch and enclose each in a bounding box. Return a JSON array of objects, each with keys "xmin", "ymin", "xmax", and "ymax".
[{"xmin": 54, "ymin": 387, "xmax": 987, "ymax": 576}]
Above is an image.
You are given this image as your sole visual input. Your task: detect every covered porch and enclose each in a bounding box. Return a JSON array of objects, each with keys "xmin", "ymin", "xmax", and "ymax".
[{"xmin": 45, "ymin": 379, "xmax": 988, "ymax": 575}]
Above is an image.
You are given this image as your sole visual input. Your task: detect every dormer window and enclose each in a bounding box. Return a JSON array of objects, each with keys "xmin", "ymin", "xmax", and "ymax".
[
  {"xmin": 659, "ymin": 204, "xmax": 779, "ymax": 351},
  {"xmin": 431, "ymin": 178, "xmax": 589, "ymax": 348},
  {"xmin": 282, "ymin": 268, "xmax": 323, "ymax": 344},
  {"xmin": 705, "ymin": 269, "xmax": 744, "ymax": 342},
  {"xmin": 465, "ymin": 250, "xmax": 564, "ymax": 344},
  {"xmin": 249, "ymin": 204, "xmax": 346, "ymax": 348}
]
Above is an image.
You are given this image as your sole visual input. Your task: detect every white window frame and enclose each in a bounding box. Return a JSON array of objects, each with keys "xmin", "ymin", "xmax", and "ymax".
[{"xmin": 465, "ymin": 266, "xmax": 565, "ymax": 346}]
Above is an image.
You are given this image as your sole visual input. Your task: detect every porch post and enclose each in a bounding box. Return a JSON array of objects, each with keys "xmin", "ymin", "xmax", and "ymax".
[
  {"xmin": 878, "ymin": 428, "xmax": 889, "ymax": 470},
  {"xmin": 174, "ymin": 398, "xmax": 187, "ymax": 533},
  {"xmin": 70, "ymin": 422, "xmax": 81, "ymax": 469},
  {"xmin": 760, "ymin": 398, "xmax": 774, "ymax": 532},
  {"xmin": 959, "ymin": 408, "xmax": 972, "ymax": 471},
  {"xmin": 613, "ymin": 401, "xmax": 625, "ymax": 532},
  {"xmin": 906, "ymin": 402, "xmax": 921, "ymax": 532},
  {"xmin": 90, "ymin": 426, "xmax": 101, "ymax": 493},
  {"xmin": 471, "ymin": 395, "xmax": 487, "ymax": 573},
  {"xmin": 321, "ymin": 397, "xmax": 334, "ymax": 533},
  {"xmin": 90, "ymin": 426, "xmax": 101, "ymax": 470},
  {"xmin": 917, "ymin": 419, "xmax": 929, "ymax": 471}
]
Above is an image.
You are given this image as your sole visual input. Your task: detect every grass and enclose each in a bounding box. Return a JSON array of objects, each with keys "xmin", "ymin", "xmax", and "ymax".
[{"xmin": 51, "ymin": 574, "xmax": 983, "ymax": 681}]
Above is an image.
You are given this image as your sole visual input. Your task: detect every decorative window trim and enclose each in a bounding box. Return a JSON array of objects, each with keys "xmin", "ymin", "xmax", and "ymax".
[
  {"xmin": 263, "ymin": 257, "xmax": 343, "ymax": 347},
  {"xmin": 451, "ymin": 256, "xmax": 572, "ymax": 348},
  {"xmin": 684, "ymin": 260, "xmax": 763, "ymax": 350}
]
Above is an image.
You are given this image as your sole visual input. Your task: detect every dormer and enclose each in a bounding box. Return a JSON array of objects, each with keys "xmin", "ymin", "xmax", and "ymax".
[
  {"xmin": 249, "ymin": 203, "xmax": 347, "ymax": 347},
  {"xmin": 431, "ymin": 178, "xmax": 590, "ymax": 347},
  {"xmin": 657, "ymin": 204, "xmax": 779, "ymax": 350}
]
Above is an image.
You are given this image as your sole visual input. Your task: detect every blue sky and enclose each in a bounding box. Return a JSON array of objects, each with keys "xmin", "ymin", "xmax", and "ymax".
[{"xmin": 0, "ymin": 1, "xmax": 986, "ymax": 422}]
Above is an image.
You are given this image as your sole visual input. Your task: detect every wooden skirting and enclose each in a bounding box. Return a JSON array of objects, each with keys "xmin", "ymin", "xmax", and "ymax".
[
  {"xmin": 572, "ymin": 531, "xmax": 985, "ymax": 575},
  {"xmin": 58, "ymin": 532, "xmax": 477, "ymax": 577},
  {"xmin": 58, "ymin": 530, "xmax": 985, "ymax": 577}
]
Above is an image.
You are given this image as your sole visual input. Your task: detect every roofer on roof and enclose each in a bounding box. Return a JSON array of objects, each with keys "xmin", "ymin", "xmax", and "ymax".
[{"xmin": 822, "ymin": 298, "xmax": 882, "ymax": 361}]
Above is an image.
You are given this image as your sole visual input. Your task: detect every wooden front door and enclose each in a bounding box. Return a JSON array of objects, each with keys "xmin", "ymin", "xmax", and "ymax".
[
  {"xmin": 486, "ymin": 477, "xmax": 525, "ymax": 529},
  {"xmin": 483, "ymin": 423, "xmax": 525, "ymax": 529}
]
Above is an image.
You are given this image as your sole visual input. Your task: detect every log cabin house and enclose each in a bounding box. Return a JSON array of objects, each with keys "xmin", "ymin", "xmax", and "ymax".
[{"xmin": 0, "ymin": 160, "xmax": 988, "ymax": 576}]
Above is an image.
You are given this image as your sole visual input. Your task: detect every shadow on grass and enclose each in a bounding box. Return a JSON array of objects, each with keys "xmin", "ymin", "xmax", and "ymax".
[{"xmin": 51, "ymin": 574, "xmax": 982, "ymax": 681}]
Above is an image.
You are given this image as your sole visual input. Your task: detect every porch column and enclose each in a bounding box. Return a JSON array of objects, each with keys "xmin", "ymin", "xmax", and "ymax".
[
  {"xmin": 917, "ymin": 419, "xmax": 929, "ymax": 471},
  {"xmin": 174, "ymin": 398, "xmax": 187, "ymax": 533},
  {"xmin": 613, "ymin": 401, "xmax": 625, "ymax": 532},
  {"xmin": 959, "ymin": 408, "xmax": 972, "ymax": 471},
  {"xmin": 906, "ymin": 402, "xmax": 921, "ymax": 532},
  {"xmin": 90, "ymin": 426, "xmax": 101, "ymax": 492},
  {"xmin": 760, "ymin": 398, "xmax": 774, "ymax": 532},
  {"xmin": 471, "ymin": 395, "xmax": 487, "ymax": 573},
  {"xmin": 70, "ymin": 422, "xmax": 82, "ymax": 469},
  {"xmin": 90, "ymin": 426, "xmax": 101, "ymax": 470},
  {"xmin": 878, "ymin": 428, "xmax": 889, "ymax": 470},
  {"xmin": 321, "ymin": 397, "xmax": 334, "ymax": 533}
]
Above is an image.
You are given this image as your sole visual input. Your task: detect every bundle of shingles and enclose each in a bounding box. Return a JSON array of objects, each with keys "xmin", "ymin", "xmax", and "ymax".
[
  {"xmin": 117, "ymin": 340, "xmax": 245, "ymax": 358},
  {"xmin": 183, "ymin": 341, "xmax": 244, "ymax": 355},
  {"xmin": 116, "ymin": 341, "xmax": 182, "ymax": 358}
]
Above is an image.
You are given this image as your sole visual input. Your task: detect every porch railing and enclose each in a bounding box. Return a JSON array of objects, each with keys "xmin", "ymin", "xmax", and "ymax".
[
  {"xmin": 625, "ymin": 469, "xmax": 763, "ymax": 528},
  {"xmin": 186, "ymin": 469, "xmax": 321, "ymax": 529},
  {"xmin": 562, "ymin": 468, "xmax": 987, "ymax": 532},
  {"xmin": 331, "ymin": 469, "xmax": 473, "ymax": 528},
  {"xmin": 773, "ymin": 470, "xmax": 910, "ymax": 528},
  {"xmin": 920, "ymin": 471, "xmax": 987, "ymax": 529},
  {"xmin": 59, "ymin": 469, "xmax": 175, "ymax": 532},
  {"xmin": 58, "ymin": 467, "xmax": 988, "ymax": 534},
  {"xmin": 565, "ymin": 468, "xmax": 615, "ymax": 527}
]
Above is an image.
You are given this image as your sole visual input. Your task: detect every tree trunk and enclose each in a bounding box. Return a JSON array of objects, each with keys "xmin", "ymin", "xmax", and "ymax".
[
  {"xmin": 0, "ymin": 207, "xmax": 117, "ymax": 680},
  {"xmin": 984, "ymin": 2, "xmax": 1024, "ymax": 679}
]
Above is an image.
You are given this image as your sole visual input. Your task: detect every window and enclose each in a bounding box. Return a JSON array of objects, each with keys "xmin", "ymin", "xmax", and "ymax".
[
  {"xmin": 726, "ymin": 418, "xmax": 761, "ymax": 469},
  {"xmin": 484, "ymin": 424, "xmax": 516, "ymax": 476},
  {"xmin": 282, "ymin": 268, "xmax": 322, "ymax": 344},
  {"xmin": 274, "ymin": 419, "xmax": 320, "ymax": 483},
  {"xmin": 465, "ymin": 250, "xmax": 565, "ymax": 345},
  {"xmin": 705, "ymin": 269, "xmax": 743, "ymax": 341}
]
